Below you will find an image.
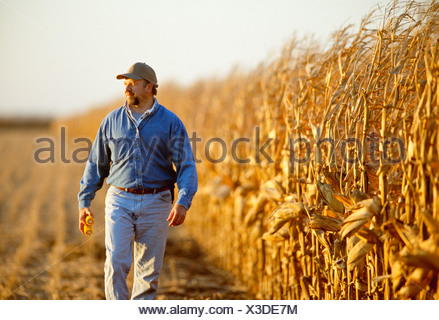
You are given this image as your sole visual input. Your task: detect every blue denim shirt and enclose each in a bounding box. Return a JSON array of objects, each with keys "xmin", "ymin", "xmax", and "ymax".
[{"xmin": 78, "ymin": 99, "xmax": 198, "ymax": 210}]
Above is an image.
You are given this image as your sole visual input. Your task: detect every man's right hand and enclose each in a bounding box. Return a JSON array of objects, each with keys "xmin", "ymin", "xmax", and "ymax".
[{"xmin": 79, "ymin": 207, "xmax": 94, "ymax": 235}]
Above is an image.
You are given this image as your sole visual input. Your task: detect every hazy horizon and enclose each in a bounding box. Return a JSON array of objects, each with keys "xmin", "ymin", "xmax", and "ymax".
[{"xmin": 0, "ymin": 0, "xmax": 394, "ymax": 119}]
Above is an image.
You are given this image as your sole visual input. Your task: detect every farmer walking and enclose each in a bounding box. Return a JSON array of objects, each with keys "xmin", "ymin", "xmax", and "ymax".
[{"xmin": 78, "ymin": 62, "xmax": 198, "ymax": 300}]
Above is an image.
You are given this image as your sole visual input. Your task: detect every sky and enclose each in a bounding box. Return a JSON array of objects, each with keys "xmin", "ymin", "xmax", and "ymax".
[{"xmin": 0, "ymin": 0, "xmax": 394, "ymax": 119}]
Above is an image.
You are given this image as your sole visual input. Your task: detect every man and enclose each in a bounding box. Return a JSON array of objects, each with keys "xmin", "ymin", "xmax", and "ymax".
[{"xmin": 78, "ymin": 62, "xmax": 198, "ymax": 300}]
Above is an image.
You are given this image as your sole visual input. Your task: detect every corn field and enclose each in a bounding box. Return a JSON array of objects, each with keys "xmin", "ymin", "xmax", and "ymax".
[
  {"xmin": 170, "ymin": 0, "xmax": 439, "ymax": 300},
  {"xmin": 58, "ymin": 0, "xmax": 439, "ymax": 300}
]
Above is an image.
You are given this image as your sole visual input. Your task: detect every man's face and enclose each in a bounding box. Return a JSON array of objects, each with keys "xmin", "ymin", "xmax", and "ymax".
[{"xmin": 123, "ymin": 78, "xmax": 150, "ymax": 106}]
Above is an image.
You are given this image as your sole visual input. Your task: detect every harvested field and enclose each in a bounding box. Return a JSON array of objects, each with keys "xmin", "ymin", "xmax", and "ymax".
[{"xmin": 0, "ymin": 128, "xmax": 250, "ymax": 300}]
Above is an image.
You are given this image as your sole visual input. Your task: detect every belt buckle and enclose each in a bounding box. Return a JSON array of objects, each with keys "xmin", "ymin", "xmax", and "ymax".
[{"xmin": 153, "ymin": 188, "xmax": 157, "ymax": 194}]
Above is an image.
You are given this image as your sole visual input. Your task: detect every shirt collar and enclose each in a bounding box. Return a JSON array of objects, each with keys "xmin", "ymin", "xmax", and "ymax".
[{"xmin": 125, "ymin": 98, "xmax": 158, "ymax": 119}]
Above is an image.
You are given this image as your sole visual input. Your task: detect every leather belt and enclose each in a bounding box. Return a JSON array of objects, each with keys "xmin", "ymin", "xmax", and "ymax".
[{"xmin": 116, "ymin": 186, "xmax": 169, "ymax": 194}]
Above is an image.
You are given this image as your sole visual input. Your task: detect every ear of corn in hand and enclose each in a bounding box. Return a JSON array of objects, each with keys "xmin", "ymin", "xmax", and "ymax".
[
  {"xmin": 84, "ymin": 214, "xmax": 94, "ymax": 235},
  {"xmin": 86, "ymin": 215, "xmax": 95, "ymax": 226}
]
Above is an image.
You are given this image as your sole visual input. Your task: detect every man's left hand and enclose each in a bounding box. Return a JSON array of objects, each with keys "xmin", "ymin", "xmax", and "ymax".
[{"xmin": 167, "ymin": 204, "xmax": 187, "ymax": 226}]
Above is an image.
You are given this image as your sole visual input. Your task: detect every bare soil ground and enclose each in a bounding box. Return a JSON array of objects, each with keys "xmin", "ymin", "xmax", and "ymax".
[{"xmin": 0, "ymin": 128, "xmax": 250, "ymax": 300}]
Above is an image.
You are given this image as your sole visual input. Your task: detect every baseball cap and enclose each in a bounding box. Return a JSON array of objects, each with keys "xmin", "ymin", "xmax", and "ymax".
[{"xmin": 116, "ymin": 62, "xmax": 158, "ymax": 86}]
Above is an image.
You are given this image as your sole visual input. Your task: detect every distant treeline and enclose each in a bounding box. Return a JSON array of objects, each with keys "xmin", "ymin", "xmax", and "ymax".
[{"xmin": 0, "ymin": 117, "xmax": 51, "ymax": 129}]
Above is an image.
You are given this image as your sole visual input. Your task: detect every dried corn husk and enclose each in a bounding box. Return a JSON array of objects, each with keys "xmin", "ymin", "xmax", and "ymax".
[
  {"xmin": 347, "ymin": 239, "xmax": 374, "ymax": 270},
  {"xmin": 267, "ymin": 201, "xmax": 305, "ymax": 234},
  {"xmin": 321, "ymin": 168, "xmax": 341, "ymax": 193},
  {"xmin": 322, "ymin": 206, "xmax": 343, "ymax": 220},
  {"xmin": 340, "ymin": 197, "xmax": 381, "ymax": 239},
  {"xmin": 261, "ymin": 178, "xmax": 285, "ymax": 202},
  {"xmin": 317, "ymin": 181, "xmax": 345, "ymax": 214},
  {"xmin": 262, "ymin": 226, "xmax": 290, "ymax": 242},
  {"xmin": 356, "ymin": 227, "xmax": 380, "ymax": 244},
  {"xmin": 308, "ymin": 213, "xmax": 342, "ymax": 232},
  {"xmin": 349, "ymin": 189, "xmax": 370, "ymax": 204},
  {"xmin": 333, "ymin": 193, "xmax": 354, "ymax": 209}
]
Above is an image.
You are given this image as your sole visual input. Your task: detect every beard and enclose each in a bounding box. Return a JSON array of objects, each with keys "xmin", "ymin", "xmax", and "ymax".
[{"xmin": 127, "ymin": 95, "xmax": 140, "ymax": 106}]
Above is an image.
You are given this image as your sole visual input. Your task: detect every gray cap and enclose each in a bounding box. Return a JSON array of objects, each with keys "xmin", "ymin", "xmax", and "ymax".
[{"xmin": 116, "ymin": 62, "xmax": 158, "ymax": 86}]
